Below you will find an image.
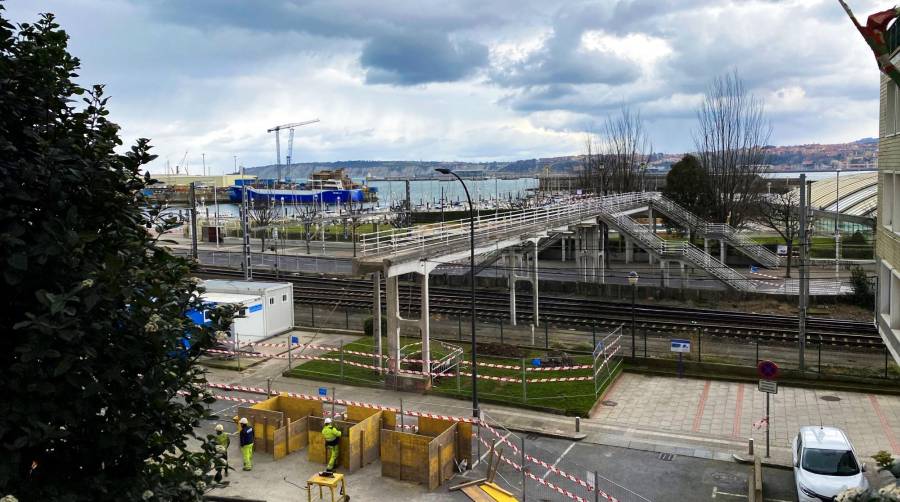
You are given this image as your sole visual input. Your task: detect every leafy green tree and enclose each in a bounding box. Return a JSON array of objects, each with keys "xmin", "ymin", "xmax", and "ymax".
[
  {"xmin": 0, "ymin": 9, "xmax": 231, "ymax": 500},
  {"xmin": 663, "ymin": 154, "xmax": 709, "ymax": 218},
  {"xmin": 846, "ymin": 265, "xmax": 875, "ymax": 310}
]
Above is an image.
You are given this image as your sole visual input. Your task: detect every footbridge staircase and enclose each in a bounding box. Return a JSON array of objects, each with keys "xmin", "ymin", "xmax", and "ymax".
[{"xmin": 648, "ymin": 195, "xmax": 781, "ymax": 268}]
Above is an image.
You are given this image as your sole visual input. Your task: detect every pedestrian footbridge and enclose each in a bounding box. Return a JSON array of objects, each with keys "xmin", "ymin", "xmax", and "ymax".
[{"xmin": 352, "ymin": 192, "xmax": 778, "ymax": 380}]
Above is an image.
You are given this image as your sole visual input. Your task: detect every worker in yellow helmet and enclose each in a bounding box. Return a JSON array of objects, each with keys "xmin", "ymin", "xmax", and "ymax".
[{"xmin": 321, "ymin": 418, "xmax": 342, "ymax": 475}]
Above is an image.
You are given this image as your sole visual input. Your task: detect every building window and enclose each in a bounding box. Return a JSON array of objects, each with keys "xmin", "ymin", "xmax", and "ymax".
[
  {"xmin": 885, "ymin": 173, "xmax": 894, "ymax": 230},
  {"xmin": 282, "ymin": 294, "xmax": 287, "ymax": 302},
  {"xmin": 269, "ymin": 297, "xmax": 275, "ymax": 305},
  {"xmin": 887, "ymin": 82, "xmax": 899, "ymax": 136}
]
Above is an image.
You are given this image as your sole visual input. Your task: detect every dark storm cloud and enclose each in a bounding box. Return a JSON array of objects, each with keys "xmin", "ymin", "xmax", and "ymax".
[
  {"xmin": 360, "ymin": 31, "xmax": 488, "ymax": 85},
  {"xmin": 145, "ymin": 0, "xmax": 499, "ymax": 85}
]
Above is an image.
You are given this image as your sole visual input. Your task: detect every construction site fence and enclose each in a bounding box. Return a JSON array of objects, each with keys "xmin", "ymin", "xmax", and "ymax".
[
  {"xmin": 203, "ymin": 382, "xmax": 652, "ymax": 502},
  {"xmin": 291, "ymin": 303, "xmax": 900, "ymax": 381}
]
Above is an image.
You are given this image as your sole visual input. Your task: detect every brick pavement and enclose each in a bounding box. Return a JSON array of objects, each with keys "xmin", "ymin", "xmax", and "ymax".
[{"xmin": 592, "ymin": 373, "xmax": 900, "ymax": 458}]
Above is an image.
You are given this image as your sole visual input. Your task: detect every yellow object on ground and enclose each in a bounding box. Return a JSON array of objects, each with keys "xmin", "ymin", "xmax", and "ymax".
[
  {"xmin": 306, "ymin": 472, "xmax": 346, "ymax": 502},
  {"xmin": 241, "ymin": 444, "xmax": 253, "ymax": 470},
  {"xmin": 461, "ymin": 482, "xmax": 519, "ymax": 502}
]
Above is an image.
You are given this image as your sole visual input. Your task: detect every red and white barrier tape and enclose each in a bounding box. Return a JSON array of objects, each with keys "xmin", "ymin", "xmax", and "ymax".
[
  {"xmin": 206, "ymin": 382, "xmax": 479, "ymax": 424},
  {"xmin": 477, "ymin": 420, "xmax": 617, "ymax": 501}
]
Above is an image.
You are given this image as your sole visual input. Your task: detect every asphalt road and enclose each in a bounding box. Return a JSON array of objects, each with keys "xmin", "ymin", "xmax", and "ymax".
[{"xmin": 477, "ymin": 434, "xmax": 798, "ymax": 502}]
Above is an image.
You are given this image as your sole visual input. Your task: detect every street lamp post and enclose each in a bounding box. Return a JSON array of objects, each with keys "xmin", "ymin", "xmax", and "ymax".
[
  {"xmin": 835, "ymin": 167, "xmax": 841, "ymax": 276},
  {"xmin": 436, "ymin": 167, "xmax": 479, "ymax": 419},
  {"xmin": 628, "ymin": 271, "xmax": 639, "ymax": 359}
]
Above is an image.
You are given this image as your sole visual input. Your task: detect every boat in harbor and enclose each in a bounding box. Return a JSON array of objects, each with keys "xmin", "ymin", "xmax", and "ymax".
[{"xmin": 227, "ymin": 169, "xmax": 370, "ymax": 204}]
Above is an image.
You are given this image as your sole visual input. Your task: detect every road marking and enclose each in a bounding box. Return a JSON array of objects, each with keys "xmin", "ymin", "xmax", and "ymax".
[
  {"xmin": 732, "ymin": 383, "xmax": 744, "ymax": 439},
  {"xmin": 711, "ymin": 486, "xmax": 791, "ymax": 502},
  {"xmin": 868, "ymin": 394, "xmax": 900, "ymax": 454},
  {"xmin": 541, "ymin": 442, "xmax": 576, "ymax": 480},
  {"xmin": 693, "ymin": 380, "xmax": 712, "ymax": 432}
]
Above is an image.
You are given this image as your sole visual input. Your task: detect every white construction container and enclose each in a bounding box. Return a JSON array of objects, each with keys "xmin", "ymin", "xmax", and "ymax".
[
  {"xmin": 200, "ymin": 292, "xmax": 265, "ymax": 341},
  {"xmin": 201, "ymin": 280, "xmax": 294, "ymax": 342}
]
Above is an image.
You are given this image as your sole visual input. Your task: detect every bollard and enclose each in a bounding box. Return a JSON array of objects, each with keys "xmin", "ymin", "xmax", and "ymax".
[
  {"xmin": 593, "ymin": 470, "xmax": 600, "ymax": 502},
  {"xmin": 287, "ymin": 334, "xmax": 293, "ymax": 370},
  {"xmin": 748, "ymin": 438, "xmax": 754, "ymax": 456},
  {"xmin": 575, "ymin": 416, "xmax": 581, "ymax": 433}
]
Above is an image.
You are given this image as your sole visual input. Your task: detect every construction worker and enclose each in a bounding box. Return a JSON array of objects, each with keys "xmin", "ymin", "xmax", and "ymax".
[
  {"xmin": 322, "ymin": 418, "xmax": 342, "ymax": 474},
  {"xmin": 239, "ymin": 417, "xmax": 254, "ymax": 471},
  {"xmin": 214, "ymin": 424, "xmax": 230, "ymax": 482}
]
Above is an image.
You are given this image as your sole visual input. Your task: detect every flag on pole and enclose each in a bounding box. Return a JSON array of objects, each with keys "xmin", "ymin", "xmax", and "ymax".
[{"xmin": 839, "ymin": 1, "xmax": 900, "ymax": 85}]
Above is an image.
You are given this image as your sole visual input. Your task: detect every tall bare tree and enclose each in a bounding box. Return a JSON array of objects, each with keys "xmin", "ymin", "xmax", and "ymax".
[
  {"xmin": 756, "ymin": 190, "xmax": 800, "ymax": 278},
  {"xmin": 694, "ymin": 70, "xmax": 771, "ymax": 228},
  {"xmin": 579, "ymin": 108, "xmax": 652, "ymax": 195},
  {"xmin": 600, "ymin": 107, "xmax": 653, "ymax": 194}
]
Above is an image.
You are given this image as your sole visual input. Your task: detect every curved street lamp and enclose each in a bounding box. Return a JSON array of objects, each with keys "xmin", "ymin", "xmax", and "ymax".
[
  {"xmin": 435, "ymin": 167, "xmax": 479, "ymax": 419},
  {"xmin": 627, "ymin": 271, "xmax": 639, "ymax": 359}
]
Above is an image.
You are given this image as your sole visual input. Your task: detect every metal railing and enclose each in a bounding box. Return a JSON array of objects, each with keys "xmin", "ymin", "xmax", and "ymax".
[
  {"xmin": 601, "ymin": 213, "xmax": 757, "ymax": 292},
  {"xmin": 358, "ymin": 192, "xmax": 655, "ymax": 259},
  {"xmin": 649, "ymin": 195, "xmax": 781, "ymax": 268}
]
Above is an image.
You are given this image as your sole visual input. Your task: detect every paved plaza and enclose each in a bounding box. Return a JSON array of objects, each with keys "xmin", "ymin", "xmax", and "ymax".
[{"xmin": 592, "ymin": 373, "xmax": 900, "ymax": 463}]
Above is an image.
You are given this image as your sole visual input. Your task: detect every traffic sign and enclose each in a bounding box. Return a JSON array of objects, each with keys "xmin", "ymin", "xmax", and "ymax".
[
  {"xmin": 291, "ymin": 336, "xmax": 299, "ymax": 345},
  {"xmin": 670, "ymin": 339, "xmax": 691, "ymax": 353},
  {"xmin": 531, "ymin": 358, "xmax": 542, "ymax": 367},
  {"xmin": 318, "ymin": 387, "xmax": 327, "ymax": 396},
  {"xmin": 757, "ymin": 360, "xmax": 779, "ymax": 379},
  {"xmin": 758, "ymin": 380, "xmax": 778, "ymax": 394}
]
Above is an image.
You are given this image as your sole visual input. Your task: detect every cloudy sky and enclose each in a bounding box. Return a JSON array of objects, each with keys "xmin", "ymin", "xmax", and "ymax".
[{"xmin": 4, "ymin": 0, "xmax": 886, "ymax": 172}]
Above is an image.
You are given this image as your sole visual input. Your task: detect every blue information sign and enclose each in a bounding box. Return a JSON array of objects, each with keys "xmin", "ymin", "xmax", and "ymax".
[
  {"xmin": 318, "ymin": 387, "xmax": 327, "ymax": 396},
  {"xmin": 531, "ymin": 358, "xmax": 541, "ymax": 367},
  {"xmin": 291, "ymin": 336, "xmax": 299, "ymax": 345}
]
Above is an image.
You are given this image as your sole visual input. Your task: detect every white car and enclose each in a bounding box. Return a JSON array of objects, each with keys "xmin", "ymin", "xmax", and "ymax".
[{"xmin": 792, "ymin": 426, "xmax": 869, "ymax": 501}]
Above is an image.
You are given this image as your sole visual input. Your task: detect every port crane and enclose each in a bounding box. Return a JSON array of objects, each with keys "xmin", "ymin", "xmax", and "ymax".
[{"xmin": 267, "ymin": 119, "xmax": 319, "ymax": 181}]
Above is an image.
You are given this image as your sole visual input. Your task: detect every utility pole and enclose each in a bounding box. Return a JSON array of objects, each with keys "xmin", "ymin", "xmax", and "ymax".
[
  {"xmin": 241, "ymin": 165, "xmax": 252, "ymax": 280},
  {"xmin": 798, "ymin": 174, "xmax": 808, "ymax": 371},
  {"xmin": 189, "ymin": 182, "xmax": 199, "ymax": 261}
]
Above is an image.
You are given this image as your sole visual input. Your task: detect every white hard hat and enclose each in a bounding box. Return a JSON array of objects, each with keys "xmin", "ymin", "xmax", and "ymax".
[
  {"xmin": 239, "ymin": 417, "xmax": 248, "ymax": 425},
  {"xmin": 324, "ymin": 418, "xmax": 333, "ymax": 424},
  {"xmin": 215, "ymin": 424, "xmax": 224, "ymax": 432}
]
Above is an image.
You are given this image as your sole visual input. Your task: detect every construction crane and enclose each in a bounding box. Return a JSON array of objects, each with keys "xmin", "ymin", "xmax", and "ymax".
[{"xmin": 267, "ymin": 119, "xmax": 319, "ymax": 182}]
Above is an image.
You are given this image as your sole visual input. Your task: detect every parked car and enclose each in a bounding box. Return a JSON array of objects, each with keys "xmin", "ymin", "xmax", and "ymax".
[{"xmin": 792, "ymin": 426, "xmax": 868, "ymax": 501}]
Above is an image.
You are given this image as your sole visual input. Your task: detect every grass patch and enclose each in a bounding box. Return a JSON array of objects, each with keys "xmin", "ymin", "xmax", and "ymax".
[{"xmin": 283, "ymin": 336, "xmax": 610, "ymax": 416}]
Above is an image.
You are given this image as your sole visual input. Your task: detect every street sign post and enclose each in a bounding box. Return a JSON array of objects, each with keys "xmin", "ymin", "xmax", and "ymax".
[
  {"xmin": 671, "ymin": 339, "xmax": 691, "ymax": 378},
  {"xmin": 756, "ymin": 360, "xmax": 779, "ymax": 458}
]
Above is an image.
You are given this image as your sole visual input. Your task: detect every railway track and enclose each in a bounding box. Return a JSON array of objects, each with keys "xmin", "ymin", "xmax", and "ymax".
[{"xmin": 195, "ymin": 266, "xmax": 882, "ymax": 348}]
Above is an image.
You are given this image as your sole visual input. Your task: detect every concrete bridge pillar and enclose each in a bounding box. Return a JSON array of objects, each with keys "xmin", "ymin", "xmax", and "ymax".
[
  {"xmin": 531, "ymin": 240, "xmax": 540, "ymax": 327},
  {"xmin": 599, "ymin": 223, "xmax": 606, "ymax": 285},
  {"xmin": 419, "ymin": 271, "xmax": 430, "ymax": 379},
  {"xmin": 661, "ymin": 259, "xmax": 670, "ymax": 288},
  {"xmin": 561, "ymin": 236, "xmax": 566, "ymax": 262},
  {"xmin": 719, "ymin": 240, "xmax": 727, "ymax": 264},
  {"xmin": 385, "ymin": 274, "xmax": 401, "ymax": 374},
  {"xmin": 704, "ymin": 238, "xmax": 710, "ymax": 256},
  {"xmin": 648, "ymin": 205, "xmax": 656, "ymax": 235},
  {"xmin": 680, "ymin": 262, "xmax": 686, "ymax": 290},
  {"xmin": 625, "ymin": 237, "xmax": 633, "ymax": 264},
  {"xmin": 372, "ymin": 271, "xmax": 382, "ymax": 373},
  {"xmin": 508, "ymin": 252, "xmax": 517, "ymax": 326}
]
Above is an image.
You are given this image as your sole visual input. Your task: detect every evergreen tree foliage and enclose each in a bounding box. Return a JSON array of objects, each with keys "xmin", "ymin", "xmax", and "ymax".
[{"xmin": 0, "ymin": 8, "xmax": 231, "ymax": 500}]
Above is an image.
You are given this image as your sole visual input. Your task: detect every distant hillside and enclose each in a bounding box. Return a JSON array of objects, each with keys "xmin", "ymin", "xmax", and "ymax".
[{"xmin": 238, "ymin": 138, "xmax": 878, "ymax": 178}]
